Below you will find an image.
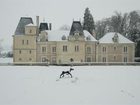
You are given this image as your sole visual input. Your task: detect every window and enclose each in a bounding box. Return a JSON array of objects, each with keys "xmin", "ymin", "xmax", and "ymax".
[
  {"xmin": 114, "ymin": 47, "xmax": 116, "ymax": 51},
  {"xmin": 102, "ymin": 47, "xmax": 106, "ymax": 53},
  {"xmin": 114, "ymin": 56, "xmax": 116, "ymax": 61},
  {"xmin": 87, "ymin": 47, "xmax": 91, "ymax": 54},
  {"xmin": 63, "ymin": 45, "xmax": 67, "ymax": 52},
  {"xmin": 124, "ymin": 57, "xmax": 127, "ymax": 62},
  {"xmin": 19, "ymin": 50, "xmax": 21, "ymax": 54},
  {"xmin": 52, "ymin": 57, "xmax": 56, "ymax": 64},
  {"xmin": 27, "ymin": 40, "xmax": 29, "ymax": 45},
  {"xmin": 52, "ymin": 47, "xmax": 56, "ymax": 53},
  {"xmin": 102, "ymin": 57, "xmax": 106, "ymax": 62},
  {"xmin": 29, "ymin": 58, "xmax": 32, "ymax": 61},
  {"xmin": 87, "ymin": 57, "xmax": 91, "ymax": 62},
  {"xmin": 42, "ymin": 57, "xmax": 47, "ymax": 62},
  {"xmin": 29, "ymin": 29, "xmax": 32, "ymax": 33},
  {"xmin": 19, "ymin": 58, "xmax": 22, "ymax": 61},
  {"xmin": 29, "ymin": 50, "xmax": 32, "ymax": 54},
  {"xmin": 124, "ymin": 46, "xmax": 127, "ymax": 53},
  {"xmin": 22, "ymin": 40, "xmax": 24, "ymax": 45},
  {"xmin": 42, "ymin": 47, "xmax": 46, "ymax": 53},
  {"xmin": 75, "ymin": 45, "xmax": 79, "ymax": 52}
]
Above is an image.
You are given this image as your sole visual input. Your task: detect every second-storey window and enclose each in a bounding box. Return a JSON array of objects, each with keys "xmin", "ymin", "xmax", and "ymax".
[
  {"xmin": 29, "ymin": 50, "xmax": 32, "ymax": 54},
  {"xmin": 52, "ymin": 47, "xmax": 56, "ymax": 53},
  {"xmin": 22, "ymin": 40, "xmax": 24, "ymax": 45},
  {"xmin": 27, "ymin": 40, "xmax": 29, "ymax": 45},
  {"xmin": 19, "ymin": 50, "xmax": 21, "ymax": 54},
  {"xmin": 87, "ymin": 47, "xmax": 91, "ymax": 54},
  {"xmin": 102, "ymin": 47, "xmax": 106, "ymax": 53},
  {"xmin": 124, "ymin": 46, "xmax": 128, "ymax": 53},
  {"xmin": 63, "ymin": 46, "xmax": 67, "ymax": 52},
  {"xmin": 114, "ymin": 47, "xmax": 116, "ymax": 51},
  {"xmin": 42, "ymin": 47, "xmax": 46, "ymax": 53},
  {"xmin": 75, "ymin": 46, "xmax": 79, "ymax": 52}
]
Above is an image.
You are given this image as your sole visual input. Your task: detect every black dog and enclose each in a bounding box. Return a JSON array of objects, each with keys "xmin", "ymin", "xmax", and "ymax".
[{"xmin": 60, "ymin": 67, "xmax": 74, "ymax": 78}]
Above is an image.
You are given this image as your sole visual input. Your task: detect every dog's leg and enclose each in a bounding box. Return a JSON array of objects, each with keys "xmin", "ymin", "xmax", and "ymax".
[
  {"xmin": 60, "ymin": 73, "xmax": 63, "ymax": 78},
  {"xmin": 68, "ymin": 72, "xmax": 72, "ymax": 78}
]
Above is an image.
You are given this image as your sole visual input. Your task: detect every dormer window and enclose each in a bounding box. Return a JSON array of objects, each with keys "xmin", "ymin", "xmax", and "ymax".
[
  {"xmin": 112, "ymin": 33, "xmax": 119, "ymax": 43},
  {"xmin": 29, "ymin": 29, "xmax": 32, "ymax": 33},
  {"xmin": 74, "ymin": 30, "xmax": 80, "ymax": 36},
  {"xmin": 86, "ymin": 35, "xmax": 91, "ymax": 41},
  {"xmin": 62, "ymin": 35, "xmax": 66, "ymax": 40},
  {"xmin": 39, "ymin": 31, "xmax": 48, "ymax": 42}
]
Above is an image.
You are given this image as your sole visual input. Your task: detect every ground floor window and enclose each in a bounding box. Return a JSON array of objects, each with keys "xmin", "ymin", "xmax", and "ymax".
[
  {"xmin": 19, "ymin": 58, "xmax": 22, "ymax": 61},
  {"xmin": 42, "ymin": 57, "xmax": 48, "ymax": 62},
  {"xmin": 114, "ymin": 56, "xmax": 116, "ymax": 61},
  {"xmin": 102, "ymin": 57, "xmax": 106, "ymax": 62},
  {"xmin": 29, "ymin": 58, "xmax": 32, "ymax": 61},
  {"xmin": 52, "ymin": 57, "xmax": 56, "ymax": 64},
  {"xmin": 87, "ymin": 57, "xmax": 91, "ymax": 62},
  {"xmin": 124, "ymin": 57, "xmax": 127, "ymax": 62}
]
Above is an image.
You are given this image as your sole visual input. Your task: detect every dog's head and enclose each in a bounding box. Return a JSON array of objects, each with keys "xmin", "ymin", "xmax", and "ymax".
[{"xmin": 70, "ymin": 68, "xmax": 74, "ymax": 72}]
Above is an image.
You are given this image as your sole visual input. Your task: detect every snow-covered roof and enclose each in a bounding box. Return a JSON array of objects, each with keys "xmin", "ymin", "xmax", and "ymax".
[
  {"xmin": 46, "ymin": 30, "xmax": 69, "ymax": 41},
  {"xmin": 45, "ymin": 30, "xmax": 97, "ymax": 42},
  {"xmin": 26, "ymin": 23, "xmax": 35, "ymax": 26},
  {"xmin": 84, "ymin": 30, "xmax": 97, "ymax": 41},
  {"xmin": 99, "ymin": 32, "xmax": 134, "ymax": 44},
  {"xmin": 15, "ymin": 17, "xmax": 33, "ymax": 35}
]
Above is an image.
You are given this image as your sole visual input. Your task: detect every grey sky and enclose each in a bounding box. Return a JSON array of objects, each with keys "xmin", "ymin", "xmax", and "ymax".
[{"xmin": 0, "ymin": 0, "xmax": 140, "ymax": 50}]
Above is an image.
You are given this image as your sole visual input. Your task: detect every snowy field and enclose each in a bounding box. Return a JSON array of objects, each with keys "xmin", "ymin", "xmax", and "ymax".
[
  {"xmin": 0, "ymin": 58, "xmax": 13, "ymax": 63},
  {"xmin": 0, "ymin": 65, "xmax": 140, "ymax": 105}
]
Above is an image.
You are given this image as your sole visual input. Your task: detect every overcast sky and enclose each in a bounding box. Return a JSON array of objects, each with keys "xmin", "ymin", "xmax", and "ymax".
[{"xmin": 0, "ymin": 0, "xmax": 140, "ymax": 50}]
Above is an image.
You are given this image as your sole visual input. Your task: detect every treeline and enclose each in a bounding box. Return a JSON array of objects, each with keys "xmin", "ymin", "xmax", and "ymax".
[{"xmin": 83, "ymin": 8, "xmax": 140, "ymax": 57}]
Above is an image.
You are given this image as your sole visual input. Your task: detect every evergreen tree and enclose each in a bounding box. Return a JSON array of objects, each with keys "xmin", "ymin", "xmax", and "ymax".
[{"xmin": 83, "ymin": 8, "xmax": 95, "ymax": 35}]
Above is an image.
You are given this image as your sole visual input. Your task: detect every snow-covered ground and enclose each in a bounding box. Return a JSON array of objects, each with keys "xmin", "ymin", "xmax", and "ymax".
[
  {"xmin": 0, "ymin": 65, "xmax": 140, "ymax": 105},
  {"xmin": 0, "ymin": 58, "xmax": 13, "ymax": 63}
]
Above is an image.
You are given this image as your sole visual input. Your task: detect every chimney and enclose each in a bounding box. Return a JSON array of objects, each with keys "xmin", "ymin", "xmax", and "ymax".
[
  {"xmin": 49, "ymin": 23, "xmax": 52, "ymax": 30},
  {"xmin": 36, "ymin": 16, "xmax": 39, "ymax": 28},
  {"xmin": 36, "ymin": 16, "xmax": 39, "ymax": 35}
]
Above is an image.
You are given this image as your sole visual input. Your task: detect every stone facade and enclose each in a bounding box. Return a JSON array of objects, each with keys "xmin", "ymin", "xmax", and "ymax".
[
  {"xmin": 97, "ymin": 43, "xmax": 135, "ymax": 62},
  {"xmin": 97, "ymin": 33, "xmax": 135, "ymax": 62},
  {"xmin": 13, "ymin": 17, "xmax": 135, "ymax": 64}
]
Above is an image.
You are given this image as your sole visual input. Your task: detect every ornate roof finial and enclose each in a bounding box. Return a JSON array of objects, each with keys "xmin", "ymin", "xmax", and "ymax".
[{"xmin": 43, "ymin": 17, "xmax": 45, "ymax": 22}]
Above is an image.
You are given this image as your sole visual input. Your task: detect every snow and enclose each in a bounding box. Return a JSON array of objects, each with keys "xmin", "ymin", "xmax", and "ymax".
[
  {"xmin": 0, "ymin": 65, "xmax": 140, "ymax": 105},
  {"xmin": 26, "ymin": 23, "xmax": 35, "ymax": 26},
  {"xmin": 84, "ymin": 30, "xmax": 97, "ymax": 41},
  {"xmin": 0, "ymin": 58, "xmax": 13, "ymax": 63},
  {"xmin": 46, "ymin": 30, "xmax": 97, "ymax": 41},
  {"xmin": 46, "ymin": 30, "xmax": 69, "ymax": 41},
  {"xmin": 99, "ymin": 32, "xmax": 134, "ymax": 43}
]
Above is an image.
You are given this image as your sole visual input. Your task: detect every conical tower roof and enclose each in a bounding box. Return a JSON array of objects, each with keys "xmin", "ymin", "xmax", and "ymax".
[
  {"xmin": 69, "ymin": 21, "xmax": 84, "ymax": 36},
  {"xmin": 15, "ymin": 17, "xmax": 33, "ymax": 35}
]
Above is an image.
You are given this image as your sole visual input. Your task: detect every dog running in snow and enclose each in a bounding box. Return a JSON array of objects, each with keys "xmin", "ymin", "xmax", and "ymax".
[{"xmin": 60, "ymin": 67, "xmax": 74, "ymax": 78}]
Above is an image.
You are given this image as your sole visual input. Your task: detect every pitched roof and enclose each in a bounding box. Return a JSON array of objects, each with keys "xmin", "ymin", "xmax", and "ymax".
[
  {"xmin": 46, "ymin": 30, "xmax": 69, "ymax": 41},
  {"xmin": 84, "ymin": 30, "xmax": 97, "ymax": 41},
  {"xmin": 39, "ymin": 23, "xmax": 49, "ymax": 33},
  {"xmin": 69, "ymin": 21, "xmax": 84, "ymax": 36},
  {"xmin": 43, "ymin": 30, "xmax": 97, "ymax": 42},
  {"xmin": 99, "ymin": 32, "xmax": 134, "ymax": 43},
  {"xmin": 15, "ymin": 17, "xmax": 33, "ymax": 35}
]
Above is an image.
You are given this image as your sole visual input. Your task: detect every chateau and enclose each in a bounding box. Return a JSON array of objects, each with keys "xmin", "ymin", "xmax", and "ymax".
[{"xmin": 13, "ymin": 16, "xmax": 135, "ymax": 64}]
